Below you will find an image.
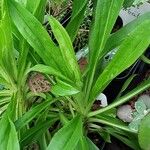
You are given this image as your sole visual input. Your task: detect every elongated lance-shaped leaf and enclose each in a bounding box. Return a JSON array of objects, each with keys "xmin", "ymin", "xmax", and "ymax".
[
  {"xmin": 15, "ymin": 99, "xmax": 56, "ymax": 130},
  {"xmin": 75, "ymin": 136, "xmax": 99, "ymax": 150},
  {"xmin": 21, "ymin": 118, "xmax": 58, "ymax": 147},
  {"xmin": 17, "ymin": 0, "xmax": 47, "ymax": 85},
  {"xmin": 66, "ymin": 0, "xmax": 88, "ymax": 41},
  {"xmin": 103, "ymin": 12, "xmax": 150, "ymax": 57},
  {"xmin": 85, "ymin": 0, "xmax": 124, "ymax": 101},
  {"xmin": 51, "ymin": 79, "xmax": 80, "ymax": 96},
  {"xmin": 90, "ymin": 19, "xmax": 150, "ymax": 102},
  {"xmin": 47, "ymin": 116, "xmax": 83, "ymax": 150},
  {"xmin": 49, "ymin": 16, "xmax": 82, "ymax": 86},
  {"xmin": 8, "ymin": 0, "xmax": 75, "ymax": 80},
  {"xmin": 0, "ymin": 95, "xmax": 20, "ymax": 150},
  {"xmin": 15, "ymin": 0, "xmax": 27, "ymax": 6},
  {"xmin": 116, "ymin": 74, "xmax": 137, "ymax": 99},
  {"xmin": 0, "ymin": 116, "xmax": 20, "ymax": 150},
  {"xmin": 0, "ymin": 0, "xmax": 17, "ymax": 83},
  {"xmin": 27, "ymin": 64, "xmax": 71, "ymax": 82},
  {"xmin": 26, "ymin": 0, "xmax": 47, "ymax": 22}
]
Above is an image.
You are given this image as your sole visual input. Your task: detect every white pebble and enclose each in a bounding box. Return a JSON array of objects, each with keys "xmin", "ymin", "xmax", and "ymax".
[{"xmin": 117, "ymin": 105, "xmax": 133, "ymax": 122}]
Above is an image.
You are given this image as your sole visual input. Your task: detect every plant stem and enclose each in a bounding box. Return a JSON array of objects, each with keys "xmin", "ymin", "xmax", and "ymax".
[
  {"xmin": 89, "ymin": 118, "xmax": 136, "ymax": 133},
  {"xmin": 141, "ymin": 54, "xmax": 150, "ymax": 64},
  {"xmin": 39, "ymin": 134, "xmax": 47, "ymax": 150},
  {"xmin": 88, "ymin": 78, "xmax": 150, "ymax": 117},
  {"xmin": 69, "ymin": 102, "xmax": 75, "ymax": 117}
]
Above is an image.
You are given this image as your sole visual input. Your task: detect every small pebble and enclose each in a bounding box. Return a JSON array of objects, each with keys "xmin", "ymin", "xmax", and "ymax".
[{"xmin": 117, "ymin": 105, "xmax": 133, "ymax": 122}]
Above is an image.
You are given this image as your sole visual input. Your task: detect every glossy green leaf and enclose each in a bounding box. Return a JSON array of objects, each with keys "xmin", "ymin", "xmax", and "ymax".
[
  {"xmin": 17, "ymin": 40, "xmax": 30, "ymax": 86},
  {"xmin": 90, "ymin": 19, "xmax": 150, "ymax": 102},
  {"xmin": 75, "ymin": 136, "xmax": 99, "ymax": 150},
  {"xmin": 104, "ymin": 12, "xmax": 150, "ymax": 56},
  {"xmin": 0, "ymin": 0, "xmax": 17, "ymax": 82},
  {"xmin": 75, "ymin": 136, "xmax": 89, "ymax": 150},
  {"xmin": 27, "ymin": 64, "xmax": 70, "ymax": 82},
  {"xmin": 116, "ymin": 74, "xmax": 137, "ymax": 99},
  {"xmin": 49, "ymin": 16, "xmax": 82, "ymax": 85},
  {"xmin": 0, "ymin": 115, "xmax": 19, "ymax": 150},
  {"xmin": 47, "ymin": 116, "xmax": 83, "ymax": 150},
  {"xmin": 85, "ymin": 0, "xmax": 124, "ymax": 101},
  {"xmin": 86, "ymin": 138, "xmax": 99, "ymax": 150},
  {"xmin": 8, "ymin": 0, "xmax": 72, "ymax": 79},
  {"xmin": 0, "ymin": 90, "xmax": 12, "ymax": 97},
  {"xmin": 26, "ymin": 0, "xmax": 47, "ymax": 22},
  {"xmin": 138, "ymin": 113, "xmax": 150, "ymax": 150},
  {"xmin": 15, "ymin": 99, "xmax": 56, "ymax": 130},
  {"xmin": 51, "ymin": 79, "xmax": 80, "ymax": 96},
  {"xmin": 15, "ymin": 0, "xmax": 27, "ymax": 6},
  {"xmin": 66, "ymin": 0, "xmax": 88, "ymax": 41}
]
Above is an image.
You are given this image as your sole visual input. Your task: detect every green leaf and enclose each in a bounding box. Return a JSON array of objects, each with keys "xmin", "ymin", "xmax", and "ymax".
[
  {"xmin": 0, "ymin": 90, "xmax": 12, "ymax": 97},
  {"xmin": 21, "ymin": 118, "xmax": 58, "ymax": 146},
  {"xmin": 52, "ymin": 79, "xmax": 80, "ymax": 96},
  {"xmin": 15, "ymin": 0, "xmax": 27, "ymax": 6},
  {"xmin": 27, "ymin": 64, "xmax": 70, "ymax": 82},
  {"xmin": 0, "ymin": 114, "xmax": 20, "ymax": 150},
  {"xmin": 101, "ymin": 108, "xmax": 117, "ymax": 118},
  {"xmin": 85, "ymin": 0, "xmax": 124, "ymax": 101},
  {"xmin": 138, "ymin": 113, "xmax": 150, "ymax": 150},
  {"xmin": 123, "ymin": 0, "xmax": 134, "ymax": 8},
  {"xmin": 66, "ymin": 0, "xmax": 88, "ymax": 41},
  {"xmin": 15, "ymin": 99, "xmax": 56, "ymax": 130},
  {"xmin": 26, "ymin": 0, "xmax": 47, "ymax": 22},
  {"xmin": 0, "ymin": 0, "xmax": 17, "ymax": 82},
  {"xmin": 47, "ymin": 116, "xmax": 83, "ymax": 150},
  {"xmin": 49, "ymin": 16, "xmax": 82, "ymax": 85},
  {"xmin": 90, "ymin": 19, "xmax": 150, "ymax": 102},
  {"xmin": 116, "ymin": 74, "xmax": 137, "ymax": 99},
  {"xmin": 8, "ymin": 0, "xmax": 73, "ymax": 79},
  {"xmin": 75, "ymin": 136, "xmax": 89, "ymax": 150},
  {"xmin": 104, "ymin": 12, "xmax": 150, "ymax": 56},
  {"xmin": 86, "ymin": 138, "xmax": 99, "ymax": 150},
  {"xmin": 98, "ymin": 131, "xmax": 111, "ymax": 143},
  {"xmin": 75, "ymin": 136, "xmax": 99, "ymax": 150}
]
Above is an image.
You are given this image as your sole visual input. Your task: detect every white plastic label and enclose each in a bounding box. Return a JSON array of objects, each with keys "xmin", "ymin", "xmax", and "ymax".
[{"xmin": 120, "ymin": 2, "xmax": 150, "ymax": 25}]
